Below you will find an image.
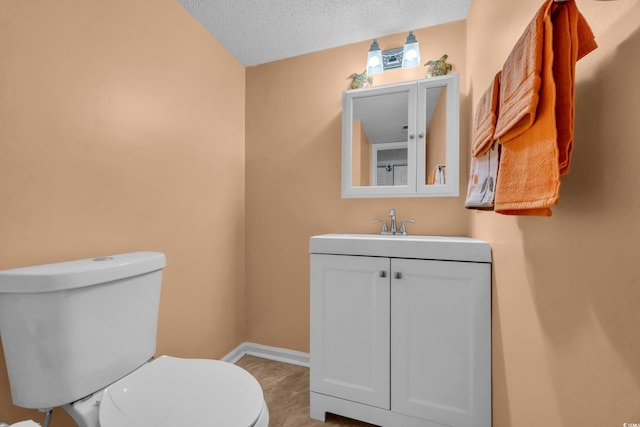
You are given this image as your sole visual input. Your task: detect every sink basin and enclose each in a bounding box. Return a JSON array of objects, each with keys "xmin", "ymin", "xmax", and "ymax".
[{"xmin": 309, "ymin": 234, "xmax": 491, "ymax": 263}]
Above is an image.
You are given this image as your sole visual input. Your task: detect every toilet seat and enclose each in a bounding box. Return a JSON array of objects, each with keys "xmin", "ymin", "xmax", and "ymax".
[{"xmin": 99, "ymin": 356, "xmax": 266, "ymax": 427}]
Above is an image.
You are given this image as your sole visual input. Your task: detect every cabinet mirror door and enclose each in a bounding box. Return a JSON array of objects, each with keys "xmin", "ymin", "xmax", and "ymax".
[
  {"xmin": 345, "ymin": 84, "xmax": 417, "ymax": 197},
  {"xmin": 342, "ymin": 75, "xmax": 459, "ymax": 198},
  {"xmin": 416, "ymin": 78, "xmax": 459, "ymax": 196}
]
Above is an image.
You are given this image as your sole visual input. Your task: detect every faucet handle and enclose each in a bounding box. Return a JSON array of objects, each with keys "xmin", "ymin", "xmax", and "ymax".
[
  {"xmin": 399, "ymin": 219, "xmax": 416, "ymax": 235},
  {"xmin": 373, "ymin": 219, "xmax": 388, "ymax": 233}
]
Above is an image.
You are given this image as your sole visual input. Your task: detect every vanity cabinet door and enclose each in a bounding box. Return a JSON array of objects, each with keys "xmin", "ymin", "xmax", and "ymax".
[
  {"xmin": 390, "ymin": 258, "xmax": 492, "ymax": 427},
  {"xmin": 310, "ymin": 254, "xmax": 391, "ymax": 410}
]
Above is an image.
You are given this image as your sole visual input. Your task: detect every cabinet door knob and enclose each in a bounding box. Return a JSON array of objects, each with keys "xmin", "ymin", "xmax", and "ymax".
[
  {"xmin": 379, "ymin": 271, "xmax": 387, "ymax": 278},
  {"xmin": 418, "ymin": 132, "xmax": 425, "ymax": 139},
  {"xmin": 394, "ymin": 272, "xmax": 402, "ymax": 279}
]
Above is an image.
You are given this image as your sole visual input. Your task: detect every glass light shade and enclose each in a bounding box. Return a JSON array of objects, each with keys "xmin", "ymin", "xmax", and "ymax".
[
  {"xmin": 401, "ymin": 32, "xmax": 421, "ymax": 69},
  {"xmin": 366, "ymin": 40, "xmax": 383, "ymax": 75}
]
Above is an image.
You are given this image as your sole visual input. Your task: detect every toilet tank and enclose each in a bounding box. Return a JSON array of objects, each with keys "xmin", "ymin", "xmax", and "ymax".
[{"xmin": 0, "ymin": 251, "xmax": 166, "ymax": 410}]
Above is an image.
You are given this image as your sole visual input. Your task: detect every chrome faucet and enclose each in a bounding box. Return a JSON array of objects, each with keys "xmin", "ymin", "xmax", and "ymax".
[
  {"xmin": 389, "ymin": 208, "xmax": 397, "ymax": 234},
  {"xmin": 373, "ymin": 208, "xmax": 415, "ymax": 235}
]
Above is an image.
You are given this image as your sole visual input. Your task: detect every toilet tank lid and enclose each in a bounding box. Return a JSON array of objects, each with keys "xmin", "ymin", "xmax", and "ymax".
[{"xmin": 0, "ymin": 251, "xmax": 166, "ymax": 294}]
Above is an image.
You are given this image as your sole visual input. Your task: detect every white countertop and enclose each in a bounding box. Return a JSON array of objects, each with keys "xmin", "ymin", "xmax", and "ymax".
[{"xmin": 310, "ymin": 234, "xmax": 491, "ymax": 263}]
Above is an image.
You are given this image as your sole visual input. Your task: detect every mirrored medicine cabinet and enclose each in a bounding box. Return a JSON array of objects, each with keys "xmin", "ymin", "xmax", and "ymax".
[{"xmin": 341, "ymin": 74, "xmax": 459, "ymax": 198}]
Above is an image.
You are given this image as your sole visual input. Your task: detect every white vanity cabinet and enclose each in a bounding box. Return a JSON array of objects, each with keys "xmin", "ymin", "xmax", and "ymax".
[{"xmin": 310, "ymin": 234, "xmax": 492, "ymax": 427}]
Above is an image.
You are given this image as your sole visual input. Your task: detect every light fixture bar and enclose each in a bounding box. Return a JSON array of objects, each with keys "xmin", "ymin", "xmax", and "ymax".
[
  {"xmin": 382, "ymin": 47, "xmax": 404, "ymax": 70},
  {"xmin": 366, "ymin": 32, "xmax": 421, "ymax": 74}
]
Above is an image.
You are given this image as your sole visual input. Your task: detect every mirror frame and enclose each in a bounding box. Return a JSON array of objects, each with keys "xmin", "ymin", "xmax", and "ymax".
[{"xmin": 341, "ymin": 74, "xmax": 459, "ymax": 198}]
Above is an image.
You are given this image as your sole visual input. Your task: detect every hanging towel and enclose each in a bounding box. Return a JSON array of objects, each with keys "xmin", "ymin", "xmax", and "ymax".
[
  {"xmin": 495, "ymin": 0, "xmax": 558, "ymax": 216},
  {"xmin": 465, "ymin": 142, "xmax": 500, "ymax": 210},
  {"xmin": 471, "ymin": 72, "xmax": 501, "ymax": 158},
  {"xmin": 493, "ymin": 0, "xmax": 596, "ymax": 216},
  {"xmin": 493, "ymin": 9, "xmax": 544, "ymax": 145},
  {"xmin": 553, "ymin": 2, "xmax": 598, "ymax": 175}
]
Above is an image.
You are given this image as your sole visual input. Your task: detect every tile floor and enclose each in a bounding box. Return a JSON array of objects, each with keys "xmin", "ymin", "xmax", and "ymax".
[{"xmin": 236, "ymin": 355, "xmax": 376, "ymax": 427}]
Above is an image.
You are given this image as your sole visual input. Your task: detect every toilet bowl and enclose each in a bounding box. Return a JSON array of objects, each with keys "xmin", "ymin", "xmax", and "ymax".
[
  {"xmin": 65, "ymin": 356, "xmax": 268, "ymax": 427},
  {"xmin": 0, "ymin": 252, "xmax": 269, "ymax": 427}
]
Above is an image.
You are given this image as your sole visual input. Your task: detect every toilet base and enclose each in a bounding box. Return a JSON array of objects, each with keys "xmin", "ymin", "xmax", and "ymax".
[{"xmin": 63, "ymin": 391, "xmax": 102, "ymax": 427}]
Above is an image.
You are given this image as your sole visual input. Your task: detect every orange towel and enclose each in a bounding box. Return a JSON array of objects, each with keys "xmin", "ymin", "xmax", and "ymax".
[
  {"xmin": 494, "ymin": 0, "xmax": 596, "ymax": 216},
  {"xmin": 553, "ymin": 2, "xmax": 597, "ymax": 175},
  {"xmin": 495, "ymin": 3, "xmax": 558, "ymax": 216},
  {"xmin": 493, "ymin": 10, "xmax": 544, "ymax": 144},
  {"xmin": 471, "ymin": 72, "xmax": 501, "ymax": 158}
]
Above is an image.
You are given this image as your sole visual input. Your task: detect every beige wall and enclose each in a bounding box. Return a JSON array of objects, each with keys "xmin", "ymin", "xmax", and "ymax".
[
  {"xmin": 0, "ymin": 0, "xmax": 246, "ymax": 424},
  {"xmin": 467, "ymin": 1, "xmax": 640, "ymax": 426},
  {"xmin": 245, "ymin": 21, "xmax": 469, "ymax": 351}
]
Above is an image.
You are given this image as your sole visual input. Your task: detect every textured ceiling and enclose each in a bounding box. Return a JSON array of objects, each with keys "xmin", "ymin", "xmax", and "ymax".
[{"xmin": 177, "ymin": 0, "xmax": 472, "ymax": 67}]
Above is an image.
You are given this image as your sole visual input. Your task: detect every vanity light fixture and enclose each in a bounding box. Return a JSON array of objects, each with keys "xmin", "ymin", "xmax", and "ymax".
[
  {"xmin": 402, "ymin": 31, "xmax": 421, "ymax": 69},
  {"xmin": 366, "ymin": 32, "xmax": 421, "ymax": 75},
  {"xmin": 366, "ymin": 39, "xmax": 384, "ymax": 75}
]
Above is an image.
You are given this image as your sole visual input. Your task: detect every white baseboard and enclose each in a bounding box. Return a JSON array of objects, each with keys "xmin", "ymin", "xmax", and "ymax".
[{"xmin": 222, "ymin": 342, "xmax": 310, "ymax": 367}]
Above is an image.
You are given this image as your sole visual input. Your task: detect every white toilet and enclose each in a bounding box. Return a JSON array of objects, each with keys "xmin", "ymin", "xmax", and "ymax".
[{"xmin": 0, "ymin": 252, "xmax": 268, "ymax": 427}]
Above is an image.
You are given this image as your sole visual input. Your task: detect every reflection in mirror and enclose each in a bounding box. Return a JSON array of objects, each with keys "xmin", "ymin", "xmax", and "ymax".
[
  {"xmin": 351, "ymin": 91, "xmax": 409, "ymax": 187},
  {"xmin": 423, "ymin": 86, "xmax": 446, "ymax": 186},
  {"xmin": 374, "ymin": 144, "xmax": 407, "ymax": 186},
  {"xmin": 349, "ymin": 86, "xmax": 448, "ymax": 188}
]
